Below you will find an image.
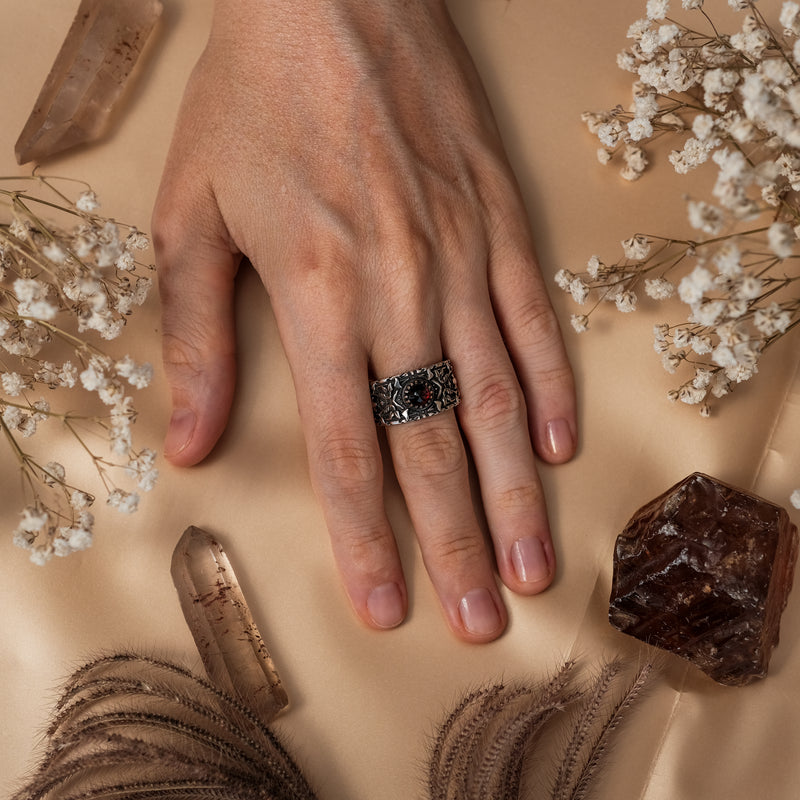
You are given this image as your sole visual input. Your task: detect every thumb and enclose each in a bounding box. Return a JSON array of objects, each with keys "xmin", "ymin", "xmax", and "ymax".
[{"xmin": 153, "ymin": 204, "xmax": 240, "ymax": 467}]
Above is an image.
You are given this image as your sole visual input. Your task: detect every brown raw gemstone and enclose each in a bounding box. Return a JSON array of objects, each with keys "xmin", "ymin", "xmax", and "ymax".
[{"xmin": 609, "ymin": 473, "xmax": 799, "ymax": 686}]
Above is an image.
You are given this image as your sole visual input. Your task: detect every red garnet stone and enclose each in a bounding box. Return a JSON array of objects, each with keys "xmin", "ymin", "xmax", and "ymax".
[{"xmin": 405, "ymin": 379, "xmax": 434, "ymax": 407}]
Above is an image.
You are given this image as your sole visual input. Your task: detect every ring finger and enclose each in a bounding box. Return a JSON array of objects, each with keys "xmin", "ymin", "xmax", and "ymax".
[{"xmin": 375, "ymin": 355, "xmax": 508, "ymax": 643}]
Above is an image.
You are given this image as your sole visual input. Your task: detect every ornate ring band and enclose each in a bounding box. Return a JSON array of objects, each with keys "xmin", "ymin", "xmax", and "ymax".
[{"xmin": 370, "ymin": 359, "xmax": 461, "ymax": 426}]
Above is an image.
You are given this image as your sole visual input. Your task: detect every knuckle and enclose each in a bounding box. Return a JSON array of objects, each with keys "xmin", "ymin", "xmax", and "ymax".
[
  {"xmin": 514, "ymin": 295, "xmax": 565, "ymax": 346},
  {"xmin": 465, "ymin": 373, "xmax": 525, "ymax": 429},
  {"xmin": 531, "ymin": 361, "xmax": 575, "ymax": 396},
  {"xmin": 339, "ymin": 526, "xmax": 393, "ymax": 576},
  {"xmin": 426, "ymin": 527, "xmax": 486, "ymax": 569},
  {"xmin": 382, "ymin": 225, "xmax": 435, "ymax": 268},
  {"xmin": 374, "ymin": 231, "xmax": 437, "ymax": 304},
  {"xmin": 494, "ymin": 482, "xmax": 543, "ymax": 514},
  {"xmin": 151, "ymin": 195, "xmax": 199, "ymax": 264},
  {"xmin": 150, "ymin": 206, "xmax": 179, "ymax": 257},
  {"xmin": 313, "ymin": 435, "xmax": 381, "ymax": 497},
  {"xmin": 392, "ymin": 424, "xmax": 466, "ymax": 480},
  {"xmin": 161, "ymin": 330, "xmax": 206, "ymax": 380}
]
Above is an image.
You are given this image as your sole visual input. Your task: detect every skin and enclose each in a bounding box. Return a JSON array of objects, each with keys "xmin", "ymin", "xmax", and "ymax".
[{"xmin": 152, "ymin": 0, "xmax": 577, "ymax": 643}]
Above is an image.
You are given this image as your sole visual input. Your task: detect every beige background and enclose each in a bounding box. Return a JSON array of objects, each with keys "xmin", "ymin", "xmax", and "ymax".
[{"xmin": 1, "ymin": 1, "xmax": 799, "ymax": 798}]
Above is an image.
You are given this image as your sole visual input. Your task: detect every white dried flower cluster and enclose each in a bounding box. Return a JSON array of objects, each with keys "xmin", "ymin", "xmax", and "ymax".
[
  {"xmin": 562, "ymin": 0, "xmax": 799, "ymax": 419},
  {"xmin": 1, "ymin": 175, "xmax": 157, "ymax": 564},
  {"xmin": 583, "ymin": 0, "xmax": 800, "ymax": 182}
]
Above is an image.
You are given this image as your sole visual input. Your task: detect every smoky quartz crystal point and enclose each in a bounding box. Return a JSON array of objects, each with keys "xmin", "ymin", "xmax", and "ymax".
[
  {"xmin": 609, "ymin": 473, "xmax": 798, "ymax": 686},
  {"xmin": 15, "ymin": 0, "xmax": 163, "ymax": 164},
  {"xmin": 171, "ymin": 526, "xmax": 288, "ymax": 724}
]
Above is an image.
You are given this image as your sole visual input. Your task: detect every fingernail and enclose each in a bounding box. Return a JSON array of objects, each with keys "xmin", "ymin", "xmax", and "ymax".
[
  {"xmin": 458, "ymin": 588, "xmax": 502, "ymax": 637},
  {"xmin": 164, "ymin": 408, "xmax": 196, "ymax": 458},
  {"xmin": 367, "ymin": 582, "xmax": 405, "ymax": 629},
  {"xmin": 512, "ymin": 537, "xmax": 550, "ymax": 584},
  {"xmin": 546, "ymin": 418, "xmax": 573, "ymax": 460}
]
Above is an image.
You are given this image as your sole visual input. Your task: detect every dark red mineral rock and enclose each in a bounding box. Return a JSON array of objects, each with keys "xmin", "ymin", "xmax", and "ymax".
[{"xmin": 609, "ymin": 473, "xmax": 798, "ymax": 686}]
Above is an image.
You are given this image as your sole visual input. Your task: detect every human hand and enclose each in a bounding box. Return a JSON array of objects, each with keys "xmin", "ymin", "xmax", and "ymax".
[{"xmin": 152, "ymin": 0, "xmax": 577, "ymax": 643}]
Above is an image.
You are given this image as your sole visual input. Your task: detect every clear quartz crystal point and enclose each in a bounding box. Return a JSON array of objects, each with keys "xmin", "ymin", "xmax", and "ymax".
[
  {"xmin": 15, "ymin": 0, "xmax": 163, "ymax": 164},
  {"xmin": 171, "ymin": 526, "xmax": 289, "ymax": 724}
]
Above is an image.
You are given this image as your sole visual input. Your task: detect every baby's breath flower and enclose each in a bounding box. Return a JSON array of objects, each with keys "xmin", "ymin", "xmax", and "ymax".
[
  {"xmin": 29, "ymin": 548, "xmax": 53, "ymax": 566},
  {"xmin": 80, "ymin": 363, "xmax": 107, "ymax": 392},
  {"xmin": 67, "ymin": 526, "xmax": 93, "ymax": 551},
  {"xmin": 645, "ymin": 277, "xmax": 675, "ymax": 299},
  {"xmin": 662, "ymin": 351, "xmax": 683, "ymax": 373},
  {"xmin": 679, "ymin": 384, "xmax": 707, "ymax": 404},
  {"xmin": 736, "ymin": 275, "xmax": 763, "ymax": 300},
  {"xmin": 43, "ymin": 462, "xmax": 66, "ymax": 487},
  {"xmin": 115, "ymin": 250, "xmax": 135, "ymax": 271},
  {"xmin": 628, "ymin": 117, "xmax": 654, "ymax": 140},
  {"xmin": 9, "ymin": 218, "xmax": 29, "ymax": 240},
  {"xmin": 554, "ymin": 268, "xmax": 573, "ymax": 290},
  {"xmin": 691, "ymin": 334, "xmax": 713, "ymax": 354},
  {"xmin": 19, "ymin": 506, "xmax": 49, "ymax": 533},
  {"xmin": 678, "ymin": 266, "xmax": 715, "ymax": 305},
  {"xmin": 713, "ymin": 243, "xmax": 743, "ymax": 277},
  {"xmin": 586, "ymin": 255, "xmax": 603, "ymax": 278},
  {"xmin": 2, "ymin": 372, "xmax": 27, "ymax": 396},
  {"xmin": 570, "ymin": 1, "xmax": 799, "ymax": 416},
  {"xmin": 3, "ymin": 405, "xmax": 24, "ymax": 430},
  {"xmin": 597, "ymin": 147, "xmax": 613, "ymax": 165},
  {"xmin": 570, "ymin": 314, "xmax": 589, "ymax": 333},
  {"xmin": 42, "ymin": 242, "xmax": 66, "ymax": 264},
  {"xmin": 70, "ymin": 490, "xmax": 92, "ymax": 511},
  {"xmin": 633, "ymin": 92, "xmax": 660, "ymax": 118},
  {"xmin": 569, "ymin": 277, "xmax": 590, "ymax": 305},
  {"xmin": 659, "ymin": 23, "xmax": 681, "ymax": 43},
  {"xmin": 628, "ymin": 19, "xmax": 652, "ymax": 40},
  {"xmin": 58, "ymin": 361, "xmax": 78, "ymax": 388},
  {"xmin": 767, "ymin": 222, "xmax": 795, "ymax": 257},
  {"xmin": 781, "ymin": 1, "xmax": 800, "ymax": 34},
  {"xmin": 115, "ymin": 356, "xmax": 154, "ymax": 389},
  {"xmin": 791, "ymin": 489, "xmax": 800, "ymax": 509},
  {"xmin": 76, "ymin": 190, "xmax": 100, "ymax": 212},
  {"xmin": 1, "ymin": 175, "xmax": 158, "ymax": 561},
  {"xmin": 693, "ymin": 367, "xmax": 714, "ymax": 388},
  {"xmin": 687, "ymin": 200, "xmax": 726, "ymax": 234},
  {"xmin": 622, "ymin": 234, "xmax": 651, "ymax": 260},
  {"xmin": 693, "ymin": 299, "xmax": 727, "ymax": 326},
  {"xmin": 692, "ymin": 114, "xmax": 718, "ymax": 141},
  {"xmin": 647, "ymin": 0, "xmax": 670, "ymax": 20},
  {"xmin": 617, "ymin": 49, "xmax": 640, "ymax": 72},
  {"xmin": 669, "ymin": 138, "xmax": 714, "ymax": 173},
  {"xmin": 107, "ymin": 488, "xmax": 140, "ymax": 514},
  {"xmin": 616, "ymin": 290, "xmax": 638, "ymax": 312},
  {"xmin": 621, "ymin": 144, "xmax": 649, "ymax": 179}
]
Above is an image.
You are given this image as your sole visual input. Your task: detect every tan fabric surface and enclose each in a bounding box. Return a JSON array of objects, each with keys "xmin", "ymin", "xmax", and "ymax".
[{"xmin": 1, "ymin": 1, "xmax": 798, "ymax": 798}]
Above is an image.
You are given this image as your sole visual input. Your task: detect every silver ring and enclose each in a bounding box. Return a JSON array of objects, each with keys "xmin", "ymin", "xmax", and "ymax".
[{"xmin": 370, "ymin": 359, "xmax": 461, "ymax": 426}]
